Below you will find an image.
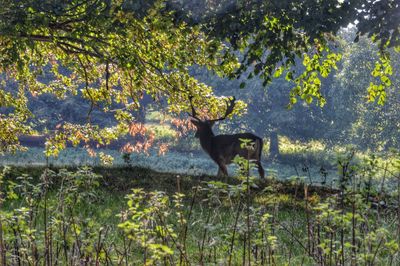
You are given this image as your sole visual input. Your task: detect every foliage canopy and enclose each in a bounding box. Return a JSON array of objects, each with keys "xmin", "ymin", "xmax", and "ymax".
[{"xmin": 0, "ymin": 0, "xmax": 398, "ymax": 155}]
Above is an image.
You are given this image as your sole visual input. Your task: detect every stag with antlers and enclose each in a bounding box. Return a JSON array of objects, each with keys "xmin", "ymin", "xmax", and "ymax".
[{"xmin": 188, "ymin": 96, "xmax": 265, "ymax": 179}]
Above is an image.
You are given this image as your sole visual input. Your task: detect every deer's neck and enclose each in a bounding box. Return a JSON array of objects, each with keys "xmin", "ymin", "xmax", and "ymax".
[{"xmin": 199, "ymin": 130, "xmax": 215, "ymax": 155}]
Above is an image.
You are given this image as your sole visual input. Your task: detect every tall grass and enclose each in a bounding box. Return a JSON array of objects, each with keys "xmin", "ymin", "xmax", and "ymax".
[{"xmin": 0, "ymin": 148, "xmax": 399, "ymax": 265}]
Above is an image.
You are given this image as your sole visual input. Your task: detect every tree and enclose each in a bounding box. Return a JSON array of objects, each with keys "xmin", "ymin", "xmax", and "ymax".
[
  {"xmin": 332, "ymin": 33, "xmax": 400, "ymax": 150},
  {"xmin": 0, "ymin": 0, "xmax": 398, "ymax": 157},
  {"xmin": 175, "ymin": 0, "xmax": 399, "ymax": 104},
  {"xmin": 0, "ymin": 0, "xmax": 241, "ymax": 156},
  {"xmin": 191, "ymin": 26, "xmax": 399, "ymax": 155},
  {"xmin": 177, "ymin": 0, "xmax": 400, "ymax": 155}
]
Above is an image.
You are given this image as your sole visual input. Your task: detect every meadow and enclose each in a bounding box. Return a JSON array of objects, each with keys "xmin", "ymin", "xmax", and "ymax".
[{"xmin": 0, "ymin": 144, "xmax": 399, "ymax": 265}]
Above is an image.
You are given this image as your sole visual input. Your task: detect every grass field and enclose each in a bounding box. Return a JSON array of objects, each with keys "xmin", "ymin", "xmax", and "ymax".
[
  {"xmin": 1, "ymin": 146, "xmax": 347, "ymax": 195},
  {"xmin": 1, "ymin": 125, "xmax": 399, "ymax": 265},
  {"xmin": 1, "ymin": 156, "xmax": 400, "ymax": 265}
]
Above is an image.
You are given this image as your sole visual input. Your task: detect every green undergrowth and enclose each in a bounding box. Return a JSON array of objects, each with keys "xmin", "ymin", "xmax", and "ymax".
[
  {"xmin": 1, "ymin": 158, "xmax": 400, "ymax": 265},
  {"xmin": 1, "ymin": 141, "xmax": 399, "ymax": 264},
  {"xmin": 1, "ymin": 144, "xmax": 400, "ymax": 265}
]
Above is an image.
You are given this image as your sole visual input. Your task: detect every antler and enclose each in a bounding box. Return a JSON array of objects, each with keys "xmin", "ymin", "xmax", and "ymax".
[
  {"xmin": 188, "ymin": 95, "xmax": 199, "ymax": 120},
  {"xmin": 208, "ymin": 96, "xmax": 236, "ymax": 122}
]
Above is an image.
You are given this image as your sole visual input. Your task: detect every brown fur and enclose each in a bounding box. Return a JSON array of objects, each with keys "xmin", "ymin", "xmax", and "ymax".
[{"xmin": 191, "ymin": 119, "xmax": 265, "ymax": 179}]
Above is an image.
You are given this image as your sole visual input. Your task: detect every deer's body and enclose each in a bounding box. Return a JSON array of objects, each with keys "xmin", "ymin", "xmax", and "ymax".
[
  {"xmin": 199, "ymin": 132, "xmax": 264, "ymax": 178},
  {"xmin": 189, "ymin": 96, "xmax": 265, "ymax": 179}
]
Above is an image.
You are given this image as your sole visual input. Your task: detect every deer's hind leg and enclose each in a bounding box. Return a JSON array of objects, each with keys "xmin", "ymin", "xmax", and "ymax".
[{"xmin": 216, "ymin": 162, "xmax": 228, "ymax": 182}]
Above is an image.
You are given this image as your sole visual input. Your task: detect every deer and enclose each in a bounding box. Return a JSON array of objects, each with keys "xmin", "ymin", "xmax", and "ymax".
[{"xmin": 188, "ymin": 96, "xmax": 265, "ymax": 179}]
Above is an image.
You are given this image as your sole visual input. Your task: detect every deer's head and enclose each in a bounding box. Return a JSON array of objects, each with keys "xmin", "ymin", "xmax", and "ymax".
[
  {"xmin": 189, "ymin": 119, "xmax": 215, "ymax": 138},
  {"xmin": 188, "ymin": 96, "xmax": 236, "ymax": 139}
]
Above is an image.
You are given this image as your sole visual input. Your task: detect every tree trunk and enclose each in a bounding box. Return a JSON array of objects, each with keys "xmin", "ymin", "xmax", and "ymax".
[
  {"xmin": 135, "ymin": 93, "xmax": 152, "ymax": 123},
  {"xmin": 269, "ymin": 130, "xmax": 279, "ymax": 159}
]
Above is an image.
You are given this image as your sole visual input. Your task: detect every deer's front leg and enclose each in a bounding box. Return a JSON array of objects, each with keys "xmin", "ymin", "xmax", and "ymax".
[
  {"xmin": 256, "ymin": 161, "xmax": 265, "ymax": 179},
  {"xmin": 217, "ymin": 167, "xmax": 223, "ymax": 177},
  {"xmin": 216, "ymin": 162, "xmax": 228, "ymax": 181}
]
